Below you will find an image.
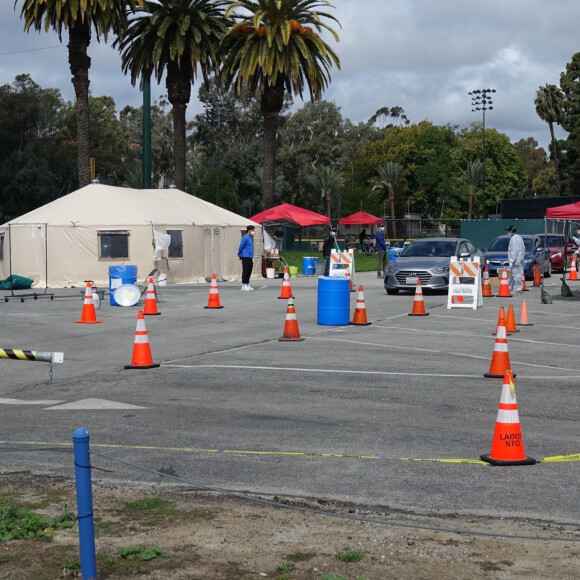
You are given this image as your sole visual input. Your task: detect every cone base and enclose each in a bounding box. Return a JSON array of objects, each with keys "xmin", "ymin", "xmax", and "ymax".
[
  {"xmin": 484, "ymin": 371, "xmax": 517, "ymax": 378},
  {"xmin": 125, "ymin": 363, "xmax": 160, "ymax": 369},
  {"xmin": 143, "ymin": 312, "xmax": 161, "ymax": 316},
  {"xmin": 204, "ymin": 305, "xmax": 224, "ymax": 309},
  {"xmin": 408, "ymin": 312, "xmax": 429, "ymax": 316},
  {"xmin": 350, "ymin": 321, "xmax": 371, "ymax": 326},
  {"xmin": 278, "ymin": 296, "xmax": 294, "ymax": 299},
  {"xmin": 517, "ymin": 323, "xmax": 534, "ymax": 326},
  {"xmin": 480, "ymin": 453, "xmax": 536, "ymax": 466},
  {"xmin": 278, "ymin": 337, "xmax": 305, "ymax": 342},
  {"xmin": 483, "ymin": 293, "xmax": 495, "ymax": 297},
  {"xmin": 75, "ymin": 320, "xmax": 103, "ymax": 324}
]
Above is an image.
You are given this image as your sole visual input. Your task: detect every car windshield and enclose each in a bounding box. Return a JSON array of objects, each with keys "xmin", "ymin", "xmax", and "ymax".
[
  {"xmin": 401, "ymin": 240, "xmax": 456, "ymax": 258},
  {"xmin": 540, "ymin": 236, "xmax": 563, "ymax": 247},
  {"xmin": 488, "ymin": 237, "xmax": 533, "ymax": 252}
]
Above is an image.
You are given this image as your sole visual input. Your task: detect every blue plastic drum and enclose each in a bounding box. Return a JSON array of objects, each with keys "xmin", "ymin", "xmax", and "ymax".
[
  {"xmin": 317, "ymin": 276, "xmax": 350, "ymax": 325},
  {"xmin": 302, "ymin": 256, "xmax": 318, "ymax": 275},
  {"xmin": 109, "ymin": 265, "xmax": 138, "ymax": 306}
]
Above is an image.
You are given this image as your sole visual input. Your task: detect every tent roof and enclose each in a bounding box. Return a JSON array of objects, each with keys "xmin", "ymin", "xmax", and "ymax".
[
  {"xmin": 338, "ymin": 211, "xmax": 383, "ymax": 225},
  {"xmin": 4, "ymin": 184, "xmax": 257, "ymax": 227},
  {"xmin": 546, "ymin": 200, "xmax": 580, "ymax": 219},
  {"xmin": 250, "ymin": 203, "xmax": 330, "ymax": 227}
]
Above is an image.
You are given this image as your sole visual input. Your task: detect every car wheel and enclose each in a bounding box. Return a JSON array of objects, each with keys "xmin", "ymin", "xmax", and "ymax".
[{"xmin": 386, "ymin": 288, "xmax": 399, "ymax": 295}]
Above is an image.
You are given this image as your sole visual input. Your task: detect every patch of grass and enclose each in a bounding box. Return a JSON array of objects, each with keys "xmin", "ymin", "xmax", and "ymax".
[
  {"xmin": 279, "ymin": 250, "xmax": 380, "ymax": 273},
  {"xmin": 336, "ymin": 547, "xmax": 365, "ymax": 563},
  {"xmin": 285, "ymin": 550, "xmax": 316, "ymax": 562},
  {"xmin": 63, "ymin": 556, "xmax": 80, "ymax": 570},
  {"xmin": 116, "ymin": 497, "xmax": 215, "ymax": 526},
  {"xmin": 478, "ymin": 560, "xmax": 506, "ymax": 572},
  {"xmin": 94, "ymin": 515, "xmax": 126, "ymax": 538},
  {"xmin": 99, "ymin": 545, "xmax": 172, "ymax": 577}
]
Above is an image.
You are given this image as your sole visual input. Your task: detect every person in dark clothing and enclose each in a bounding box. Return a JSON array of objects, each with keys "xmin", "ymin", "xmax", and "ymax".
[
  {"xmin": 375, "ymin": 223, "xmax": 388, "ymax": 278},
  {"xmin": 322, "ymin": 227, "xmax": 337, "ymax": 276},
  {"xmin": 359, "ymin": 229, "xmax": 367, "ymax": 247}
]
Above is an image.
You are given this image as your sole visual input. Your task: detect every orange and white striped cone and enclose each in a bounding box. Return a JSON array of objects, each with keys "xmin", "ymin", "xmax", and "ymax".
[
  {"xmin": 346, "ymin": 271, "xmax": 355, "ymax": 292},
  {"xmin": 278, "ymin": 268, "xmax": 294, "ymax": 299},
  {"xmin": 351, "ymin": 285, "xmax": 371, "ymax": 326},
  {"xmin": 497, "ymin": 268, "xmax": 512, "ymax": 297},
  {"xmin": 492, "ymin": 306, "xmax": 507, "ymax": 336},
  {"xmin": 517, "ymin": 299, "xmax": 534, "ymax": 326},
  {"xmin": 533, "ymin": 263, "xmax": 542, "ymax": 287},
  {"xmin": 278, "ymin": 297, "xmax": 305, "ymax": 341},
  {"xmin": 125, "ymin": 310, "xmax": 160, "ymax": 369},
  {"xmin": 569, "ymin": 257, "xmax": 578, "ymax": 281},
  {"xmin": 521, "ymin": 272, "xmax": 528, "ymax": 292},
  {"xmin": 408, "ymin": 280, "xmax": 429, "ymax": 316},
  {"xmin": 143, "ymin": 277, "xmax": 161, "ymax": 315},
  {"xmin": 481, "ymin": 371, "xmax": 536, "ymax": 466},
  {"xmin": 505, "ymin": 304, "xmax": 519, "ymax": 334},
  {"xmin": 75, "ymin": 283, "xmax": 103, "ymax": 324},
  {"xmin": 484, "ymin": 312, "xmax": 515, "ymax": 378},
  {"xmin": 204, "ymin": 273, "xmax": 224, "ymax": 309},
  {"xmin": 482, "ymin": 267, "xmax": 494, "ymax": 297}
]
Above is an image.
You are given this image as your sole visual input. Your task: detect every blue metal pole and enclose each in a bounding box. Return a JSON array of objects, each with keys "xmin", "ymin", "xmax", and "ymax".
[{"xmin": 73, "ymin": 427, "xmax": 97, "ymax": 580}]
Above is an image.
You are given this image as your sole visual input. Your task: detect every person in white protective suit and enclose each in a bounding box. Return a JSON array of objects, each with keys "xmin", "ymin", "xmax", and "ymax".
[{"xmin": 506, "ymin": 225, "xmax": 525, "ymax": 293}]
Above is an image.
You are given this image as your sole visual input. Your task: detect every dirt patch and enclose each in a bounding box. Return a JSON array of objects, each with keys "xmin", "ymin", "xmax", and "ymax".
[{"xmin": 0, "ymin": 472, "xmax": 579, "ymax": 579}]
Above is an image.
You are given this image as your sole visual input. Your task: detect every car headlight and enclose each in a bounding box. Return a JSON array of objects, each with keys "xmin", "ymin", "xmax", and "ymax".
[{"xmin": 431, "ymin": 266, "xmax": 449, "ymax": 274}]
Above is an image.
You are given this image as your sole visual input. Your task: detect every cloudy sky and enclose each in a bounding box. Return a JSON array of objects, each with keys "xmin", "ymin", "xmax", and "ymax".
[{"xmin": 1, "ymin": 0, "xmax": 578, "ymax": 151}]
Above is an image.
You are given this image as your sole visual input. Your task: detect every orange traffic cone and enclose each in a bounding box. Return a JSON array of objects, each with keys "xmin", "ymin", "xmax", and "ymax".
[
  {"xmin": 278, "ymin": 297, "xmax": 305, "ymax": 341},
  {"xmin": 75, "ymin": 283, "xmax": 103, "ymax": 324},
  {"xmin": 351, "ymin": 285, "xmax": 371, "ymax": 326},
  {"xmin": 533, "ymin": 263, "xmax": 542, "ymax": 287},
  {"xmin": 497, "ymin": 268, "xmax": 512, "ymax": 297},
  {"xmin": 346, "ymin": 271, "xmax": 355, "ymax": 292},
  {"xmin": 409, "ymin": 280, "xmax": 429, "ymax": 316},
  {"xmin": 492, "ymin": 306, "xmax": 507, "ymax": 336},
  {"xmin": 278, "ymin": 268, "xmax": 294, "ymax": 299},
  {"xmin": 125, "ymin": 310, "xmax": 160, "ymax": 369},
  {"xmin": 517, "ymin": 299, "xmax": 533, "ymax": 326},
  {"xmin": 505, "ymin": 304, "xmax": 519, "ymax": 333},
  {"xmin": 481, "ymin": 371, "xmax": 536, "ymax": 466},
  {"xmin": 482, "ymin": 267, "xmax": 494, "ymax": 297},
  {"xmin": 484, "ymin": 312, "xmax": 515, "ymax": 378},
  {"xmin": 521, "ymin": 272, "xmax": 528, "ymax": 292},
  {"xmin": 204, "ymin": 273, "xmax": 224, "ymax": 309},
  {"xmin": 143, "ymin": 277, "xmax": 161, "ymax": 315},
  {"xmin": 569, "ymin": 256, "xmax": 578, "ymax": 281}
]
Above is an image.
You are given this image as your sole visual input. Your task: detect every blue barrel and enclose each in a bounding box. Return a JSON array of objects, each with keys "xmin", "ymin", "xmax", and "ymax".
[
  {"xmin": 317, "ymin": 276, "xmax": 350, "ymax": 326},
  {"xmin": 303, "ymin": 256, "xmax": 318, "ymax": 275},
  {"xmin": 109, "ymin": 265, "xmax": 138, "ymax": 306}
]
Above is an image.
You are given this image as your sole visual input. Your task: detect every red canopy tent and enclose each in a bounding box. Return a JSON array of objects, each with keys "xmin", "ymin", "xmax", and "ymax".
[
  {"xmin": 546, "ymin": 201, "xmax": 580, "ymax": 219},
  {"xmin": 338, "ymin": 211, "xmax": 383, "ymax": 225},
  {"xmin": 250, "ymin": 203, "xmax": 330, "ymax": 226}
]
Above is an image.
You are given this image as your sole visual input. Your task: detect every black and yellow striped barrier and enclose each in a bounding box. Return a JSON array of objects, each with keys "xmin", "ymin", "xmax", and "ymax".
[{"xmin": 0, "ymin": 348, "xmax": 63, "ymax": 363}]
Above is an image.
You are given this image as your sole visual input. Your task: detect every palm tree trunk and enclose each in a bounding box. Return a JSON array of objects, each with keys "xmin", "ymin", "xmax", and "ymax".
[
  {"xmin": 468, "ymin": 184, "xmax": 474, "ymax": 220},
  {"xmin": 172, "ymin": 102, "xmax": 187, "ymax": 191},
  {"xmin": 326, "ymin": 190, "xmax": 331, "ymax": 219},
  {"xmin": 260, "ymin": 81, "xmax": 284, "ymax": 210},
  {"xmin": 389, "ymin": 186, "xmax": 397, "ymax": 239},
  {"xmin": 549, "ymin": 121, "xmax": 561, "ymax": 195},
  {"xmin": 68, "ymin": 22, "xmax": 92, "ymax": 188}
]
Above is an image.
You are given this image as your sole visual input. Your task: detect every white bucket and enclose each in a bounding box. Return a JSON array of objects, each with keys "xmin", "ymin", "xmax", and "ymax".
[
  {"xmin": 158, "ymin": 272, "xmax": 168, "ymax": 286},
  {"xmin": 266, "ymin": 268, "xmax": 275, "ymax": 279}
]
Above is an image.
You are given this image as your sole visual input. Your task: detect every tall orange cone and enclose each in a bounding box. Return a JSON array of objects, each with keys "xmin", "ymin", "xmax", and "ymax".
[
  {"xmin": 533, "ymin": 263, "xmax": 542, "ymax": 287},
  {"xmin": 351, "ymin": 285, "xmax": 371, "ymax": 326},
  {"xmin": 492, "ymin": 306, "xmax": 507, "ymax": 336},
  {"xmin": 278, "ymin": 297, "xmax": 305, "ymax": 341},
  {"xmin": 505, "ymin": 304, "xmax": 519, "ymax": 333},
  {"xmin": 481, "ymin": 371, "xmax": 536, "ymax": 466},
  {"xmin": 482, "ymin": 267, "xmax": 494, "ymax": 297},
  {"xmin": 345, "ymin": 271, "xmax": 355, "ymax": 292},
  {"xmin": 497, "ymin": 268, "xmax": 512, "ymax": 297},
  {"xmin": 568, "ymin": 256, "xmax": 578, "ymax": 280},
  {"xmin": 125, "ymin": 310, "xmax": 160, "ymax": 369},
  {"xmin": 484, "ymin": 312, "xmax": 515, "ymax": 378},
  {"xmin": 408, "ymin": 280, "xmax": 429, "ymax": 316},
  {"xmin": 521, "ymin": 272, "xmax": 528, "ymax": 292},
  {"xmin": 517, "ymin": 299, "xmax": 533, "ymax": 326},
  {"xmin": 278, "ymin": 268, "xmax": 294, "ymax": 299},
  {"xmin": 75, "ymin": 283, "xmax": 103, "ymax": 324},
  {"xmin": 143, "ymin": 277, "xmax": 161, "ymax": 315},
  {"xmin": 204, "ymin": 273, "xmax": 224, "ymax": 309}
]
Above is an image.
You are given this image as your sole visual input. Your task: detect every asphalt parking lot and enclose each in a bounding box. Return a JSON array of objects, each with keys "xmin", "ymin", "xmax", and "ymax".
[{"xmin": 0, "ymin": 272, "xmax": 579, "ymax": 524}]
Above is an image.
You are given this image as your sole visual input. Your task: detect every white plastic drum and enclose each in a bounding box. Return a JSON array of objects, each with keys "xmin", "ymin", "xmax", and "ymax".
[{"xmin": 113, "ymin": 284, "xmax": 141, "ymax": 307}]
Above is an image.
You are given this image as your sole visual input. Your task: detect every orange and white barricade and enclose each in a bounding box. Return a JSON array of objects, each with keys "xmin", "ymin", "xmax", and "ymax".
[
  {"xmin": 329, "ymin": 249, "xmax": 356, "ymax": 287},
  {"xmin": 447, "ymin": 257, "xmax": 482, "ymax": 310}
]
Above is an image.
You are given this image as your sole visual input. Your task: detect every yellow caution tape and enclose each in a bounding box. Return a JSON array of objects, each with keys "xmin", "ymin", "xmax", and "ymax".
[{"xmin": 540, "ymin": 454, "xmax": 580, "ymax": 463}]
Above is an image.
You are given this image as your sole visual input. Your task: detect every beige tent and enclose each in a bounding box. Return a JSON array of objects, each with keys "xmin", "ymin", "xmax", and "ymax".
[{"xmin": 0, "ymin": 183, "xmax": 261, "ymax": 288}]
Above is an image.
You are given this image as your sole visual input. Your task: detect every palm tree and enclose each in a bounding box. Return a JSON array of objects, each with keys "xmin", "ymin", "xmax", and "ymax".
[
  {"xmin": 17, "ymin": 0, "xmax": 140, "ymax": 188},
  {"xmin": 459, "ymin": 159, "xmax": 483, "ymax": 219},
  {"xmin": 309, "ymin": 165, "xmax": 344, "ymax": 219},
  {"xmin": 220, "ymin": 0, "xmax": 340, "ymax": 210},
  {"xmin": 535, "ymin": 84, "xmax": 564, "ymax": 195},
  {"xmin": 116, "ymin": 0, "xmax": 228, "ymax": 191},
  {"xmin": 371, "ymin": 162, "xmax": 405, "ymax": 239}
]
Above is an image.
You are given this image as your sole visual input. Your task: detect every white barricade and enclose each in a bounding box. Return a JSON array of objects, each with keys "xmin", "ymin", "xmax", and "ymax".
[
  {"xmin": 447, "ymin": 256, "xmax": 482, "ymax": 310},
  {"xmin": 329, "ymin": 249, "xmax": 356, "ymax": 286}
]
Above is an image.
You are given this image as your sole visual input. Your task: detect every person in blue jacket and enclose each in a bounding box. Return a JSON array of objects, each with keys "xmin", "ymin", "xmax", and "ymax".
[
  {"xmin": 375, "ymin": 223, "xmax": 387, "ymax": 278},
  {"xmin": 238, "ymin": 225, "xmax": 255, "ymax": 291}
]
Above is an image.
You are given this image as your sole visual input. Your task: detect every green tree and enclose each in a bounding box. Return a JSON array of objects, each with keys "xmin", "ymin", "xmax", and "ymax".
[
  {"xmin": 535, "ymin": 84, "xmax": 563, "ymax": 194},
  {"xmin": 17, "ymin": 0, "xmax": 140, "ymax": 188},
  {"xmin": 371, "ymin": 162, "xmax": 405, "ymax": 239},
  {"xmin": 116, "ymin": 0, "xmax": 228, "ymax": 191},
  {"xmin": 459, "ymin": 159, "xmax": 483, "ymax": 220},
  {"xmin": 221, "ymin": 0, "xmax": 341, "ymax": 210},
  {"xmin": 308, "ymin": 165, "xmax": 344, "ymax": 219},
  {"xmin": 513, "ymin": 137, "xmax": 549, "ymax": 197}
]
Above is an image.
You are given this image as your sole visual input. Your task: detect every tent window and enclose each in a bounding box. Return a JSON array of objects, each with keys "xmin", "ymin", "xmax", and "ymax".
[
  {"xmin": 0, "ymin": 234, "xmax": 4, "ymax": 261},
  {"xmin": 167, "ymin": 230, "xmax": 183, "ymax": 258},
  {"xmin": 98, "ymin": 230, "xmax": 129, "ymax": 260}
]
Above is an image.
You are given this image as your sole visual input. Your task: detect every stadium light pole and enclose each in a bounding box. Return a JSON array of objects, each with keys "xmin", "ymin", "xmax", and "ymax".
[{"xmin": 468, "ymin": 88, "xmax": 496, "ymax": 219}]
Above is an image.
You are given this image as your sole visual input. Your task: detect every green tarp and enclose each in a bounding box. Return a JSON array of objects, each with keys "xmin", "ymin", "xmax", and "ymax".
[{"xmin": 0, "ymin": 275, "xmax": 34, "ymax": 290}]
